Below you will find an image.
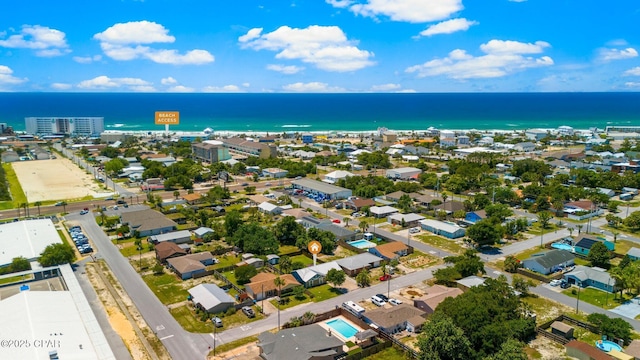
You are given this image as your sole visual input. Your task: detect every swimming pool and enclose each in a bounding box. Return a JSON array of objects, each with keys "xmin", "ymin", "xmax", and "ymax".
[
  {"xmin": 348, "ymin": 239, "xmax": 377, "ymax": 249},
  {"xmin": 551, "ymin": 243, "xmax": 574, "ymax": 252},
  {"xmin": 595, "ymin": 340, "xmax": 622, "ymax": 352},
  {"xmin": 326, "ymin": 318, "xmax": 359, "ymax": 339}
]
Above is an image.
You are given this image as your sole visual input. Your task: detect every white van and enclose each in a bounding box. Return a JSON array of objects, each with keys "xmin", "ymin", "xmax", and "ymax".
[{"xmin": 371, "ymin": 295, "xmax": 386, "ymax": 307}]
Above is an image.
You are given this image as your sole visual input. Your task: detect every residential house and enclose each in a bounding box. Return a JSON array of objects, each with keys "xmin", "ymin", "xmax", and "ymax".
[
  {"xmin": 188, "ymin": 284, "xmax": 235, "ymax": 314},
  {"xmin": 301, "ymin": 133, "xmax": 314, "ymax": 144},
  {"xmin": 258, "ymin": 202, "xmax": 282, "ymax": 215},
  {"xmin": 148, "ymin": 230, "xmax": 192, "ymax": 245},
  {"xmin": 323, "ymin": 170, "xmax": 354, "ymax": 184},
  {"xmin": 257, "ymin": 324, "xmax": 345, "ymax": 360},
  {"xmin": 266, "ymin": 254, "xmax": 280, "ymax": 265},
  {"xmin": 245, "ymin": 273, "xmax": 300, "ymax": 301},
  {"xmin": 627, "ymin": 247, "xmax": 640, "ymax": 261},
  {"xmin": 565, "ymin": 340, "xmax": 614, "ymax": 360},
  {"xmin": 120, "ymin": 209, "xmax": 177, "ymax": 237},
  {"xmin": 364, "ymin": 304, "xmax": 426, "ymax": 334},
  {"xmin": 293, "ymin": 261, "xmax": 342, "ymax": 288},
  {"xmin": 262, "ymin": 168, "xmax": 289, "ymax": 178},
  {"xmin": 344, "ymin": 198, "xmax": 376, "ymax": 212},
  {"xmin": 456, "ymin": 276, "xmax": 486, "ymax": 291},
  {"xmin": 413, "ymin": 285, "xmax": 463, "ymax": 315},
  {"xmin": 563, "ymin": 265, "xmax": 617, "ymax": 293},
  {"xmin": 432, "ymin": 200, "xmax": 465, "ymax": 215},
  {"xmin": 623, "ymin": 339, "xmax": 640, "ymax": 360},
  {"xmin": 236, "ymin": 257, "xmax": 265, "ymax": 269},
  {"xmin": 522, "ymin": 250, "xmax": 576, "ymax": 275},
  {"xmin": 369, "ymin": 205, "xmax": 399, "ymax": 218},
  {"xmin": 167, "ymin": 252, "xmax": 215, "ymax": 280},
  {"xmin": 369, "ymin": 242, "xmax": 409, "ymax": 260},
  {"xmin": 281, "ymin": 208, "xmax": 311, "ymax": 219},
  {"xmin": 385, "ymin": 191, "xmax": 407, "ymax": 203},
  {"xmin": 388, "ymin": 213, "xmax": 425, "ymax": 228},
  {"xmin": 419, "ymin": 219, "xmax": 465, "ymax": 239},
  {"xmin": 525, "ymin": 129, "xmax": 548, "ymax": 141},
  {"xmin": 336, "ymin": 253, "xmax": 383, "ymax": 276},
  {"xmin": 182, "ymin": 192, "xmax": 203, "ymax": 205},
  {"xmin": 598, "ymin": 188, "xmax": 616, "ymax": 198},
  {"xmin": 193, "ymin": 227, "xmax": 214, "ymax": 240},
  {"xmin": 514, "ymin": 142, "xmax": 536, "ymax": 152},
  {"xmin": 464, "ymin": 210, "xmax": 487, "ymax": 224},
  {"xmin": 573, "ymin": 235, "xmax": 615, "ymax": 256},
  {"xmin": 155, "ymin": 242, "xmax": 187, "ymax": 263},
  {"xmin": 414, "ymin": 194, "xmax": 438, "ymax": 208}
]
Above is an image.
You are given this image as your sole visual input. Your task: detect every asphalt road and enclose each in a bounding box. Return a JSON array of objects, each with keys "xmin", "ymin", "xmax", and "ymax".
[{"xmin": 68, "ymin": 211, "xmax": 212, "ymax": 360}]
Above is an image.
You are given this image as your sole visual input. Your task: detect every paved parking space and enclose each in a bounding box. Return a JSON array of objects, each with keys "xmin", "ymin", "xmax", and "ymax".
[{"xmin": 610, "ymin": 298, "xmax": 640, "ymax": 318}]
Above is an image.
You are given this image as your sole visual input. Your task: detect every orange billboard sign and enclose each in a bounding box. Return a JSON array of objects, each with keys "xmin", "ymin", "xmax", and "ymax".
[{"xmin": 155, "ymin": 111, "xmax": 180, "ymax": 125}]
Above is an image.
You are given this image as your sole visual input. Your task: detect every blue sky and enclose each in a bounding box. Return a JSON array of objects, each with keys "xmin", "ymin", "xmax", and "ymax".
[{"xmin": 1, "ymin": 0, "xmax": 639, "ymax": 93}]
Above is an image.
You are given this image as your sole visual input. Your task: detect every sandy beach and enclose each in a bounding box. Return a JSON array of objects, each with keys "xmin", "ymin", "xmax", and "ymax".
[{"xmin": 12, "ymin": 158, "xmax": 111, "ymax": 202}]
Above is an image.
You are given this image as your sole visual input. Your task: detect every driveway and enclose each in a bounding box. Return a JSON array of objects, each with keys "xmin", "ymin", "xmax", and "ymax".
[{"xmin": 610, "ymin": 297, "xmax": 640, "ymax": 319}]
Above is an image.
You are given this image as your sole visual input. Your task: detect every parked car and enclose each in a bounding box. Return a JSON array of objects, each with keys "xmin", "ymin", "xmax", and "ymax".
[
  {"xmin": 80, "ymin": 210, "xmax": 89, "ymax": 215},
  {"xmin": 265, "ymin": 182, "xmax": 272, "ymax": 186},
  {"xmin": 549, "ymin": 279, "xmax": 562, "ymax": 287},
  {"xmin": 376, "ymin": 293, "xmax": 389, "ymax": 302},
  {"xmin": 55, "ymin": 201, "xmax": 64, "ymax": 206},
  {"xmin": 560, "ymin": 281, "xmax": 571, "ymax": 289},
  {"xmin": 242, "ymin": 306, "xmax": 255, "ymax": 318},
  {"xmin": 409, "ymin": 227, "xmax": 420, "ymax": 234},
  {"xmin": 332, "ymin": 219, "xmax": 341, "ymax": 224},
  {"xmin": 371, "ymin": 295, "xmax": 386, "ymax": 307},
  {"xmin": 379, "ymin": 274, "xmax": 391, "ymax": 281},
  {"xmin": 212, "ymin": 317, "xmax": 223, "ymax": 328},
  {"xmin": 389, "ymin": 298, "xmax": 403, "ymax": 306}
]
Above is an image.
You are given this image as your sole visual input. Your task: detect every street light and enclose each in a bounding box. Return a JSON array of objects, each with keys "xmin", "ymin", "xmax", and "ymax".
[{"xmin": 576, "ymin": 285, "xmax": 581, "ymax": 314}]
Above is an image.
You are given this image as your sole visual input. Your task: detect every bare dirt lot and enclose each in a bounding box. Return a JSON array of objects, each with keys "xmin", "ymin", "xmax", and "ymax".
[{"xmin": 12, "ymin": 158, "xmax": 110, "ymax": 202}]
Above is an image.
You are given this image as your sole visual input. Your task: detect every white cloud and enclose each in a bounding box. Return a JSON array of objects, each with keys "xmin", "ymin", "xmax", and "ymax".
[
  {"xmin": 418, "ymin": 18, "xmax": 478, "ymax": 37},
  {"xmin": 326, "ymin": 0, "xmax": 353, "ymax": 8},
  {"xmin": 93, "ymin": 21, "xmax": 175, "ymax": 44},
  {"xmin": 508, "ymin": 0, "xmax": 527, "ymax": 2},
  {"xmin": 0, "ymin": 25, "xmax": 70, "ymax": 57},
  {"xmin": 395, "ymin": 89, "xmax": 417, "ymax": 93},
  {"xmin": 50, "ymin": 83, "xmax": 72, "ymax": 90},
  {"xmin": 167, "ymin": 85, "xmax": 195, "ymax": 93},
  {"xmin": 598, "ymin": 47, "xmax": 638, "ymax": 62},
  {"xmin": 344, "ymin": 0, "xmax": 463, "ymax": 23},
  {"xmin": 73, "ymin": 55, "xmax": 102, "ymax": 64},
  {"xmin": 94, "ymin": 21, "xmax": 214, "ymax": 65},
  {"xmin": 0, "ymin": 65, "xmax": 27, "ymax": 85},
  {"xmin": 282, "ymin": 82, "xmax": 345, "ymax": 92},
  {"xmin": 625, "ymin": 82, "xmax": 640, "ymax": 88},
  {"xmin": 77, "ymin": 75, "xmax": 152, "ymax": 90},
  {"xmin": 202, "ymin": 85, "xmax": 244, "ymax": 93},
  {"xmin": 161, "ymin": 77, "xmax": 178, "ymax": 85},
  {"xmin": 266, "ymin": 64, "xmax": 305, "ymax": 74},
  {"xmin": 370, "ymin": 83, "xmax": 401, "ymax": 91},
  {"xmin": 406, "ymin": 39, "xmax": 553, "ymax": 79},
  {"xmin": 624, "ymin": 67, "xmax": 640, "ymax": 76},
  {"xmin": 242, "ymin": 83, "xmax": 251, "ymax": 87},
  {"xmin": 239, "ymin": 25, "xmax": 374, "ymax": 72}
]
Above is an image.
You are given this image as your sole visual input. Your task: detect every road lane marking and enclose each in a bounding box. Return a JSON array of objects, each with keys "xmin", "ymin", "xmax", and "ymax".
[
  {"xmin": 156, "ymin": 325, "xmax": 165, "ymax": 331},
  {"xmin": 159, "ymin": 335, "xmax": 174, "ymax": 340}
]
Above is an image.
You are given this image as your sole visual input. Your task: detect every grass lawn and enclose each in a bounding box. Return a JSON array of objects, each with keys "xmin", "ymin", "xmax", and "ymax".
[
  {"xmin": 170, "ymin": 305, "xmax": 213, "ymax": 333},
  {"xmin": 142, "ymin": 272, "xmax": 189, "ymax": 305},
  {"xmin": 270, "ymin": 284, "xmax": 341, "ymax": 310},
  {"xmin": 289, "ymin": 254, "xmax": 314, "ymax": 267},
  {"xmin": 402, "ymin": 250, "xmax": 441, "ymax": 269},
  {"xmin": 215, "ymin": 306, "xmax": 266, "ymax": 328},
  {"xmin": 213, "ymin": 254, "xmax": 242, "ymax": 269},
  {"xmin": 0, "ymin": 163, "xmax": 27, "ymax": 210},
  {"xmin": 119, "ymin": 243, "xmax": 153, "ymax": 258},
  {"xmin": 612, "ymin": 239, "xmax": 635, "ymax": 256},
  {"xmin": 221, "ymin": 271, "xmax": 240, "ymax": 287},
  {"xmin": 0, "ymin": 273, "xmax": 33, "ymax": 285},
  {"xmin": 279, "ymin": 245, "xmax": 300, "ymax": 255},
  {"xmin": 415, "ymin": 235, "xmax": 466, "ymax": 255},
  {"xmin": 362, "ymin": 346, "xmax": 408, "ymax": 360},
  {"xmin": 574, "ymin": 258, "xmax": 590, "ymax": 266},
  {"xmin": 527, "ymin": 223, "xmax": 561, "ymax": 236},
  {"xmin": 270, "ymin": 293, "xmax": 311, "ymax": 310},
  {"xmin": 561, "ymin": 287, "xmax": 629, "ymax": 310},
  {"xmin": 211, "ymin": 335, "xmax": 259, "ymax": 355}
]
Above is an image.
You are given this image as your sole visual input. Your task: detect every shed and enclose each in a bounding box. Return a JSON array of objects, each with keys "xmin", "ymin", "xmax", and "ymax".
[
  {"xmin": 188, "ymin": 284, "xmax": 235, "ymax": 314},
  {"xmin": 266, "ymin": 254, "xmax": 280, "ymax": 265},
  {"xmin": 551, "ymin": 321, "xmax": 574, "ymax": 339}
]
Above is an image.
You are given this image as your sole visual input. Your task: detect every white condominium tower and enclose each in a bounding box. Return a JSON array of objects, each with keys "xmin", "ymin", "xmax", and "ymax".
[{"xmin": 25, "ymin": 117, "xmax": 104, "ymax": 137}]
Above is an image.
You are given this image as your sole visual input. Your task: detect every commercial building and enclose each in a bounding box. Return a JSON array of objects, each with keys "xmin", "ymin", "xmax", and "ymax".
[
  {"xmin": 191, "ymin": 141, "xmax": 231, "ymax": 163},
  {"xmin": 221, "ymin": 137, "xmax": 277, "ymax": 158},
  {"xmin": 0, "ymin": 219, "xmax": 62, "ymax": 268},
  {"xmin": 419, "ymin": 219, "xmax": 465, "ymax": 239},
  {"xmin": 25, "ymin": 117, "xmax": 104, "ymax": 137},
  {"xmin": 385, "ymin": 167, "xmax": 422, "ymax": 180},
  {"xmin": 291, "ymin": 178, "xmax": 352, "ymax": 200}
]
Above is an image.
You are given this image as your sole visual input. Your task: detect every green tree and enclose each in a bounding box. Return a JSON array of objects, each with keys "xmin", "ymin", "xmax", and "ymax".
[
  {"xmin": 537, "ymin": 211, "xmax": 553, "ymax": 229},
  {"xmin": 60, "ymin": 201, "xmax": 67, "ymax": 214},
  {"xmin": 9, "ymin": 256, "xmax": 31, "ymax": 273},
  {"xmin": 358, "ymin": 220, "xmax": 369, "ymax": 233},
  {"xmin": 484, "ymin": 339, "xmax": 527, "ymax": 360},
  {"xmin": 587, "ymin": 313, "xmax": 633, "ymax": 345},
  {"xmin": 292, "ymin": 285, "xmax": 305, "ymax": 300},
  {"xmin": 223, "ymin": 210, "xmax": 243, "ymax": 238},
  {"xmin": 503, "ymin": 255, "xmax": 521, "ymax": 273},
  {"xmin": 39, "ymin": 243, "xmax": 75, "ymax": 267},
  {"xmin": 274, "ymin": 216, "xmax": 304, "ymax": 245},
  {"xmin": 235, "ymin": 265, "xmax": 258, "ymax": 284},
  {"xmin": 355, "ymin": 268, "xmax": 371, "ymax": 287},
  {"xmin": 444, "ymin": 249, "xmax": 486, "ymax": 278},
  {"xmin": 417, "ymin": 312, "xmax": 473, "ymax": 360},
  {"xmin": 278, "ymin": 255, "xmax": 293, "ymax": 274},
  {"xmin": 485, "ymin": 203, "xmax": 513, "ymax": 222},
  {"xmin": 433, "ymin": 267, "xmax": 462, "ymax": 286},
  {"xmin": 587, "ymin": 241, "xmax": 611, "ymax": 268},
  {"xmin": 152, "ymin": 263, "xmax": 164, "ymax": 275},
  {"xmin": 397, "ymin": 194, "xmax": 413, "ymax": 213},
  {"xmin": 274, "ymin": 276, "xmax": 285, "ymax": 297},
  {"xmin": 326, "ymin": 268, "xmax": 346, "ymax": 288},
  {"xmin": 511, "ymin": 276, "xmax": 534, "ymax": 297},
  {"xmin": 624, "ymin": 211, "xmax": 640, "ymax": 230},
  {"xmin": 467, "ymin": 220, "xmax": 503, "ymax": 247},
  {"xmin": 232, "ymin": 222, "xmax": 279, "ymax": 255},
  {"xmin": 34, "ymin": 201, "xmax": 42, "ymax": 216}
]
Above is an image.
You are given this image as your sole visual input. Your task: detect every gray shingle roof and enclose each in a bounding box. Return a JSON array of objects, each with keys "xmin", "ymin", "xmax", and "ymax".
[
  {"xmin": 336, "ymin": 253, "xmax": 383, "ymax": 271},
  {"xmin": 258, "ymin": 324, "xmax": 344, "ymax": 360},
  {"xmin": 526, "ymin": 250, "xmax": 575, "ymax": 269}
]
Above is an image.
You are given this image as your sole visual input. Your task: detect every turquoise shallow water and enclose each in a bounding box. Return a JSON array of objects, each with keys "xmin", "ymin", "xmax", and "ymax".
[{"xmin": 2, "ymin": 92, "xmax": 639, "ymax": 133}]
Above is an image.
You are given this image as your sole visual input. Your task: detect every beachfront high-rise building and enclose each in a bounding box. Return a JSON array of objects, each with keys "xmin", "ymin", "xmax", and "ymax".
[
  {"xmin": 25, "ymin": 117, "xmax": 104, "ymax": 137},
  {"xmin": 192, "ymin": 140, "xmax": 231, "ymax": 163}
]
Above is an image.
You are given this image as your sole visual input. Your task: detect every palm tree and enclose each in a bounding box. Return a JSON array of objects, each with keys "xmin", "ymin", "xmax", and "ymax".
[
  {"xmin": 343, "ymin": 216, "xmax": 351, "ymax": 228},
  {"xmin": 34, "ymin": 201, "xmax": 42, "ymax": 216},
  {"xmin": 568, "ymin": 227, "xmax": 574, "ymax": 237},
  {"xmin": 576, "ymin": 224, "xmax": 583, "ymax": 234},
  {"xmin": 279, "ymin": 256, "xmax": 292, "ymax": 274},
  {"xmin": 359, "ymin": 220, "xmax": 369, "ymax": 233},
  {"xmin": 356, "ymin": 268, "xmax": 371, "ymax": 287},
  {"xmin": 60, "ymin": 201, "xmax": 67, "ymax": 214},
  {"xmin": 274, "ymin": 276, "xmax": 285, "ymax": 297},
  {"xmin": 173, "ymin": 190, "xmax": 180, "ymax": 200},
  {"xmin": 612, "ymin": 230, "xmax": 619, "ymax": 243},
  {"xmin": 442, "ymin": 193, "xmax": 448, "ymax": 212}
]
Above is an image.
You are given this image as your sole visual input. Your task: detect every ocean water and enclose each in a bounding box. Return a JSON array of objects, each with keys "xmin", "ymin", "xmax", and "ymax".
[{"xmin": 1, "ymin": 92, "xmax": 639, "ymax": 133}]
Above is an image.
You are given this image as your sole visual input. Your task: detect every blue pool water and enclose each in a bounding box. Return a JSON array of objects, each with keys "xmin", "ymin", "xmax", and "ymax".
[
  {"xmin": 595, "ymin": 340, "xmax": 622, "ymax": 352},
  {"xmin": 347, "ymin": 240, "xmax": 377, "ymax": 249},
  {"xmin": 326, "ymin": 319, "xmax": 359, "ymax": 339},
  {"xmin": 551, "ymin": 243, "xmax": 574, "ymax": 252}
]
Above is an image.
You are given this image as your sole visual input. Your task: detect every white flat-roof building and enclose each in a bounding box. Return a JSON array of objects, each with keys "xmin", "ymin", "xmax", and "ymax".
[
  {"xmin": 323, "ymin": 170, "xmax": 354, "ymax": 184},
  {"xmin": 291, "ymin": 179, "xmax": 352, "ymax": 200},
  {"xmin": 386, "ymin": 167, "xmax": 422, "ymax": 180},
  {"xmin": 0, "ymin": 219, "xmax": 62, "ymax": 267},
  {"xmin": 25, "ymin": 117, "xmax": 104, "ymax": 137}
]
